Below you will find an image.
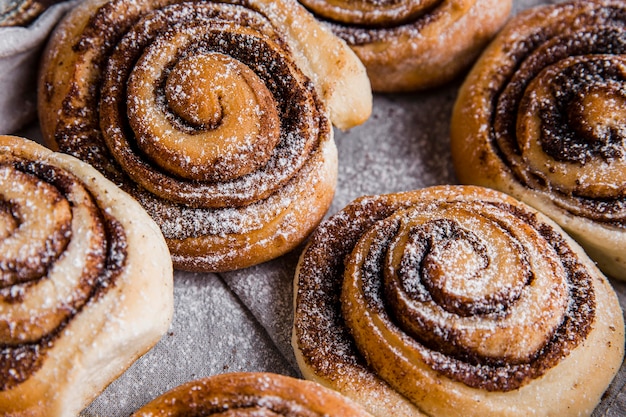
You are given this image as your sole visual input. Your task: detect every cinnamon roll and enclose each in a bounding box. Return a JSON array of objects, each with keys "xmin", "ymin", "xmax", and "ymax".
[
  {"xmin": 292, "ymin": 185, "xmax": 624, "ymax": 417},
  {"xmin": 451, "ymin": 0, "xmax": 626, "ymax": 280},
  {"xmin": 296, "ymin": 0, "xmax": 512, "ymax": 92},
  {"xmin": 0, "ymin": 0, "xmax": 63, "ymax": 26},
  {"xmin": 38, "ymin": 0, "xmax": 371, "ymax": 272},
  {"xmin": 0, "ymin": 135, "xmax": 173, "ymax": 416},
  {"xmin": 131, "ymin": 372, "xmax": 373, "ymax": 416}
]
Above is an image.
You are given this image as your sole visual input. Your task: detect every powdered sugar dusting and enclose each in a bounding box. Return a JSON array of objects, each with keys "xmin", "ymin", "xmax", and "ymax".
[
  {"xmin": 86, "ymin": 271, "xmax": 295, "ymax": 415},
  {"xmin": 0, "ymin": 144, "xmax": 128, "ymax": 391},
  {"xmin": 45, "ymin": 0, "xmax": 335, "ymax": 270},
  {"xmin": 294, "ymin": 184, "xmax": 598, "ymax": 416}
]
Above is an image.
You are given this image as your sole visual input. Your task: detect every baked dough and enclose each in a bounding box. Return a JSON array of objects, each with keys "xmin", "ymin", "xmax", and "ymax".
[
  {"xmin": 451, "ymin": 0, "xmax": 626, "ymax": 280},
  {"xmin": 38, "ymin": 0, "xmax": 371, "ymax": 272},
  {"xmin": 0, "ymin": 135, "xmax": 173, "ymax": 416},
  {"xmin": 0, "ymin": 0, "xmax": 63, "ymax": 26},
  {"xmin": 297, "ymin": 0, "xmax": 512, "ymax": 92},
  {"xmin": 292, "ymin": 185, "xmax": 624, "ymax": 417},
  {"xmin": 131, "ymin": 372, "xmax": 374, "ymax": 416}
]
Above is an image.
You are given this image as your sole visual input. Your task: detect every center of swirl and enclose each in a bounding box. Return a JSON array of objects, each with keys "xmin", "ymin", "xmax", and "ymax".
[
  {"xmin": 567, "ymin": 84, "xmax": 626, "ymax": 147},
  {"xmin": 128, "ymin": 48, "xmax": 281, "ymax": 183},
  {"xmin": 423, "ymin": 238, "xmax": 487, "ymax": 293},
  {"xmin": 341, "ymin": 202, "xmax": 570, "ymax": 366},
  {"xmin": 491, "ymin": 27, "xmax": 626, "ymax": 207},
  {"xmin": 165, "ymin": 54, "xmax": 225, "ymax": 129},
  {"xmin": 394, "ymin": 218, "xmax": 528, "ymax": 317},
  {"xmin": 515, "ymin": 56, "xmax": 626, "ymax": 199},
  {"xmin": 420, "ymin": 233, "xmax": 491, "ymax": 314},
  {"xmin": 538, "ymin": 58, "xmax": 626, "ymax": 163},
  {"xmin": 0, "ymin": 163, "xmax": 71, "ymax": 287}
]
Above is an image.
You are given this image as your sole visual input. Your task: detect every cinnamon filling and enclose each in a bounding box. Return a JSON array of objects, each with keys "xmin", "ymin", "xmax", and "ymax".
[
  {"xmin": 0, "ymin": 159, "xmax": 127, "ymax": 391},
  {"xmin": 488, "ymin": 9, "xmax": 626, "ymax": 224},
  {"xmin": 297, "ymin": 0, "xmax": 444, "ymax": 28},
  {"xmin": 317, "ymin": 0, "xmax": 448, "ymax": 45},
  {"xmin": 0, "ymin": 0, "xmax": 63, "ymax": 26},
  {"xmin": 294, "ymin": 194, "xmax": 594, "ymax": 394},
  {"xmin": 44, "ymin": 0, "xmax": 329, "ymax": 241}
]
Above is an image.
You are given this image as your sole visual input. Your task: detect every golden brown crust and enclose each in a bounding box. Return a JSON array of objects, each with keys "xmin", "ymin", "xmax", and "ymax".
[
  {"xmin": 298, "ymin": 0, "xmax": 512, "ymax": 92},
  {"xmin": 131, "ymin": 372, "xmax": 374, "ymax": 416},
  {"xmin": 451, "ymin": 0, "xmax": 626, "ymax": 280},
  {"xmin": 37, "ymin": 0, "xmax": 366, "ymax": 272},
  {"xmin": 0, "ymin": 0, "xmax": 63, "ymax": 26},
  {"xmin": 0, "ymin": 135, "xmax": 173, "ymax": 416},
  {"xmin": 292, "ymin": 185, "xmax": 624, "ymax": 417}
]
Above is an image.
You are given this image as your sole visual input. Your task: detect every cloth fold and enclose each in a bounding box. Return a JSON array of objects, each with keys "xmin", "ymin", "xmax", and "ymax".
[{"xmin": 83, "ymin": 271, "xmax": 297, "ymax": 416}]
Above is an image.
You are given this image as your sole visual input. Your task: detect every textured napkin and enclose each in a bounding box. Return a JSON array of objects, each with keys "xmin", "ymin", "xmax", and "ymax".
[
  {"xmin": 8, "ymin": 0, "xmax": 626, "ymax": 415},
  {"xmin": 0, "ymin": 0, "xmax": 78, "ymax": 134}
]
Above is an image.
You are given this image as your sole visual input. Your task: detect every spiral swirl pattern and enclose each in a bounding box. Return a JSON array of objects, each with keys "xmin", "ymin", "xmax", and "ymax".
[
  {"xmin": 0, "ymin": 139, "xmax": 127, "ymax": 391},
  {"xmin": 451, "ymin": 0, "xmax": 626, "ymax": 279},
  {"xmin": 39, "ymin": 0, "xmax": 352, "ymax": 271},
  {"xmin": 131, "ymin": 372, "xmax": 373, "ymax": 416},
  {"xmin": 0, "ymin": 136, "xmax": 172, "ymax": 415},
  {"xmin": 292, "ymin": 186, "xmax": 624, "ymax": 417},
  {"xmin": 296, "ymin": 0, "xmax": 511, "ymax": 91}
]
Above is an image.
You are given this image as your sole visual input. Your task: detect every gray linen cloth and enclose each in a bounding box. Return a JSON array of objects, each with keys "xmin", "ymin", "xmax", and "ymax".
[
  {"xmin": 0, "ymin": 0, "xmax": 77, "ymax": 133},
  {"xmin": 5, "ymin": 0, "xmax": 626, "ymax": 415}
]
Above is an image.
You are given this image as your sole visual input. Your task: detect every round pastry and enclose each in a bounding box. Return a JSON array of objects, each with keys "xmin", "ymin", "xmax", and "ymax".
[
  {"xmin": 0, "ymin": 0, "xmax": 63, "ymax": 26},
  {"xmin": 0, "ymin": 135, "xmax": 173, "ymax": 415},
  {"xmin": 292, "ymin": 185, "xmax": 624, "ymax": 417},
  {"xmin": 451, "ymin": 0, "xmax": 626, "ymax": 280},
  {"xmin": 295, "ymin": 0, "xmax": 512, "ymax": 92},
  {"xmin": 131, "ymin": 372, "xmax": 373, "ymax": 416},
  {"xmin": 38, "ymin": 0, "xmax": 371, "ymax": 272}
]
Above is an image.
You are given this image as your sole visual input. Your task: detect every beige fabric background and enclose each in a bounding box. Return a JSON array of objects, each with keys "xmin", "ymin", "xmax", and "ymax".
[{"xmin": 3, "ymin": 0, "xmax": 625, "ymax": 415}]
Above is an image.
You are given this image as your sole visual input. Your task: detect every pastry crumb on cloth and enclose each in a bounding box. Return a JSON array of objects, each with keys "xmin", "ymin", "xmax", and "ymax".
[{"xmin": 10, "ymin": 0, "xmax": 626, "ymax": 415}]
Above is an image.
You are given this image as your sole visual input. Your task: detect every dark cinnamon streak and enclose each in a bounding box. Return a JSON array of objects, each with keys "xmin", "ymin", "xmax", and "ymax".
[
  {"xmin": 0, "ymin": 0, "xmax": 63, "ymax": 27},
  {"xmin": 294, "ymin": 196, "xmax": 594, "ymax": 393},
  {"xmin": 543, "ymin": 60, "xmax": 626, "ymax": 163},
  {"xmin": 0, "ymin": 162, "xmax": 70, "ymax": 289},
  {"xmin": 0, "ymin": 161, "xmax": 127, "ymax": 391},
  {"xmin": 47, "ymin": 0, "xmax": 329, "ymax": 240},
  {"xmin": 489, "ymin": 3, "xmax": 626, "ymax": 225},
  {"xmin": 307, "ymin": 1, "xmax": 445, "ymax": 44}
]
